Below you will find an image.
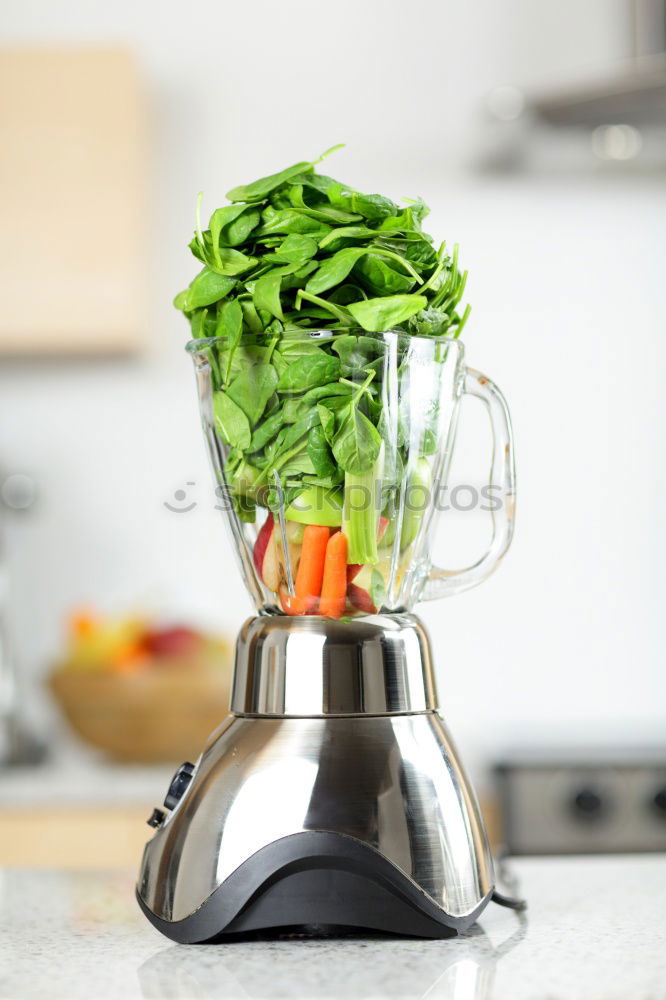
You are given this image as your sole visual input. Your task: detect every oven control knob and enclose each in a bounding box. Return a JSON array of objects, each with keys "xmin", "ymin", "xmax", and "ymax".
[
  {"xmin": 164, "ymin": 761, "xmax": 195, "ymax": 811},
  {"xmin": 570, "ymin": 787, "xmax": 604, "ymax": 820},
  {"xmin": 651, "ymin": 787, "xmax": 666, "ymax": 818}
]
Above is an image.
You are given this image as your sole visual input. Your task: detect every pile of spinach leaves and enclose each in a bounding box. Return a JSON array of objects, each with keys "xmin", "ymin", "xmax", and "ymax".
[{"xmin": 175, "ymin": 147, "xmax": 470, "ymax": 564}]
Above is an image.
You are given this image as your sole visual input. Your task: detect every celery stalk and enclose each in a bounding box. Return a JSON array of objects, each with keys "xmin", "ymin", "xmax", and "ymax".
[{"xmin": 343, "ymin": 445, "xmax": 384, "ymax": 564}]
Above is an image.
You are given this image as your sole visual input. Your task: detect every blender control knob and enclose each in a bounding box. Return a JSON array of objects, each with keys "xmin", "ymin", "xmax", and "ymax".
[
  {"xmin": 164, "ymin": 761, "xmax": 195, "ymax": 811},
  {"xmin": 147, "ymin": 808, "xmax": 166, "ymax": 828}
]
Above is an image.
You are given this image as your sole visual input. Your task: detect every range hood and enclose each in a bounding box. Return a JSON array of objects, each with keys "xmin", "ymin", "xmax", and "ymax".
[
  {"xmin": 532, "ymin": 55, "xmax": 666, "ymax": 127},
  {"xmin": 478, "ymin": 2, "xmax": 666, "ymax": 172},
  {"xmin": 532, "ymin": 0, "xmax": 666, "ymax": 126}
]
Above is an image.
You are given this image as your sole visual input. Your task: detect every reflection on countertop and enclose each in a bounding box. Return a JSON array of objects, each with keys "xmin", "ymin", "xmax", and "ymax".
[
  {"xmin": 138, "ymin": 923, "xmax": 520, "ymax": 999},
  {"xmin": 1, "ymin": 856, "xmax": 665, "ymax": 1000}
]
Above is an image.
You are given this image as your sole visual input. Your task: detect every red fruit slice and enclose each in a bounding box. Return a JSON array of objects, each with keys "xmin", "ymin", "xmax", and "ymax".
[
  {"xmin": 346, "ymin": 518, "xmax": 390, "ymax": 583},
  {"xmin": 253, "ymin": 512, "xmax": 274, "ymax": 578},
  {"xmin": 347, "ymin": 583, "xmax": 377, "ymax": 615}
]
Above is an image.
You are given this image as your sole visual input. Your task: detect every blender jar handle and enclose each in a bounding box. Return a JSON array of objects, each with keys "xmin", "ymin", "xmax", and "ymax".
[{"xmin": 423, "ymin": 367, "xmax": 516, "ymax": 600}]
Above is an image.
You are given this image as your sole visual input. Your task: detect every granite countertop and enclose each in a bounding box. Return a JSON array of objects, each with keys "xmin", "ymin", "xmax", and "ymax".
[{"xmin": 1, "ymin": 855, "xmax": 664, "ymax": 1000}]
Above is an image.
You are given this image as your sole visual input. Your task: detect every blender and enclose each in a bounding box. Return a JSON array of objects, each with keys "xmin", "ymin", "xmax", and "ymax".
[{"xmin": 137, "ymin": 330, "xmax": 517, "ymax": 941}]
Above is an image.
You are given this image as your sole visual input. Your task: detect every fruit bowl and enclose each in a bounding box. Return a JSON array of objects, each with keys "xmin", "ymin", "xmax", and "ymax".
[{"xmin": 48, "ymin": 616, "xmax": 233, "ymax": 763}]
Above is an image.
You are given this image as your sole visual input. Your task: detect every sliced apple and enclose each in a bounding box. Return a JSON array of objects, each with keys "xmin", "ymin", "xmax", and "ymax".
[
  {"xmin": 253, "ymin": 512, "xmax": 274, "ymax": 578},
  {"xmin": 285, "ymin": 486, "xmax": 343, "ymax": 527},
  {"xmin": 261, "ymin": 528, "xmax": 281, "ymax": 592},
  {"xmin": 274, "ymin": 531, "xmax": 302, "ymax": 591},
  {"xmin": 347, "ymin": 583, "xmax": 377, "ymax": 615},
  {"xmin": 346, "ymin": 518, "xmax": 390, "ymax": 583},
  {"xmin": 285, "ymin": 520, "xmax": 305, "ymax": 544}
]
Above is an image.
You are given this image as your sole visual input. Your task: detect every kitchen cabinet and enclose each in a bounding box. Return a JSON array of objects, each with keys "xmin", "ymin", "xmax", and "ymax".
[{"xmin": 0, "ymin": 47, "xmax": 145, "ymax": 355}]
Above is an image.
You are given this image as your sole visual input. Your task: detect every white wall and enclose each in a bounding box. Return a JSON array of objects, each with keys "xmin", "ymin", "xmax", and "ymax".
[{"xmin": 1, "ymin": 0, "xmax": 664, "ymax": 781}]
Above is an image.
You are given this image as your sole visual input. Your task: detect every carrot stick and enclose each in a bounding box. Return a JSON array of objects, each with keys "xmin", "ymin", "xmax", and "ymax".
[
  {"xmin": 295, "ymin": 524, "xmax": 329, "ymax": 600},
  {"xmin": 280, "ymin": 589, "xmax": 314, "ymax": 616},
  {"xmin": 319, "ymin": 531, "xmax": 348, "ymax": 619}
]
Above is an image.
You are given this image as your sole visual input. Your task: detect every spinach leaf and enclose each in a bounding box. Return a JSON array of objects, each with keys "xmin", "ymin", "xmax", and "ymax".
[
  {"xmin": 227, "ymin": 362, "xmax": 278, "ymax": 426},
  {"xmin": 304, "ymin": 248, "xmax": 365, "ymax": 295},
  {"xmin": 189, "ymin": 236, "xmax": 258, "ymax": 276},
  {"xmin": 318, "ymin": 394, "xmax": 354, "ymax": 413},
  {"xmin": 332, "ymin": 402, "xmax": 382, "ymax": 475},
  {"xmin": 213, "ymin": 390, "xmax": 251, "ymax": 450},
  {"xmin": 281, "ymin": 383, "xmax": 350, "ymax": 423},
  {"xmin": 226, "ymin": 161, "xmax": 312, "ymax": 203},
  {"xmin": 347, "ymin": 294, "xmax": 428, "ymax": 332},
  {"xmin": 306, "ymin": 247, "xmax": 420, "ymax": 296},
  {"xmin": 302, "ymin": 471, "xmax": 344, "ymax": 488},
  {"xmin": 249, "ymin": 410, "xmax": 284, "ymax": 453},
  {"xmin": 328, "ymin": 283, "xmax": 367, "ymax": 305},
  {"xmin": 318, "ymin": 225, "xmax": 387, "ymax": 250},
  {"xmin": 278, "ymin": 336, "xmax": 325, "ymax": 359},
  {"xmin": 216, "ymin": 299, "xmax": 243, "ymax": 382},
  {"xmin": 189, "ymin": 308, "xmax": 206, "ymax": 339},
  {"xmin": 301, "ymin": 381, "xmax": 351, "ymax": 404},
  {"xmin": 253, "ymin": 270, "xmax": 284, "ymax": 321},
  {"xmin": 405, "ymin": 305, "xmax": 451, "ymax": 337},
  {"xmin": 271, "ymin": 234, "xmax": 319, "ymax": 266},
  {"xmin": 277, "ymin": 351, "xmax": 341, "ymax": 393},
  {"xmin": 174, "ymin": 268, "xmax": 236, "ymax": 311},
  {"xmin": 378, "ymin": 236, "xmax": 438, "ymax": 272},
  {"xmin": 317, "ymin": 403, "xmax": 336, "ymax": 442},
  {"xmin": 208, "ymin": 246, "xmax": 257, "ymax": 276},
  {"xmin": 280, "ymin": 449, "xmax": 317, "ymax": 477},
  {"xmin": 256, "ymin": 209, "xmax": 332, "ymax": 239},
  {"xmin": 307, "ymin": 425, "xmax": 336, "ymax": 477},
  {"xmin": 326, "ymin": 183, "xmax": 397, "ymax": 221},
  {"xmin": 275, "ymin": 410, "xmax": 321, "ymax": 456},
  {"xmin": 288, "ymin": 171, "xmax": 339, "ymax": 196},
  {"xmin": 209, "ymin": 204, "xmax": 246, "ymax": 252},
  {"xmin": 288, "ymin": 185, "xmax": 362, "ymax": 223},
  {"xmin": 332, "ymin": 334, "xmax": 385, "ymax": 377},
  {"xmin": 279, "ymin": 261, "xmax": 319, "ymax": 291},
  {"xmin": 295, "ymin": 290, "xmax": 352, "ymax": 325},
  {"xmin": 378, "ymin": 200, "xmax": 429, "ymax": 232},
  {"xmin": 209, "ymin": 204, "xmax": 261, "ymax": 254},
  {"xmin": 354, "ymin": 254, "xmax": 416, "ymax": 296}
]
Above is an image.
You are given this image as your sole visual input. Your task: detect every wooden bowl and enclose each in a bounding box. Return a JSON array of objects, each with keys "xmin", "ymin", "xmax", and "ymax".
[{"xmin": 48, "ymin": 655, "xmax": 233, "ymax": 763}]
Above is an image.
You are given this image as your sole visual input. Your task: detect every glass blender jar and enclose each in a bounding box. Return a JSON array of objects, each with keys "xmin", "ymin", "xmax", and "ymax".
[
  {"xmin": 137, "ymin": 329, "xmax": 517, "ymax": 941},
  {"xmin": 188, "ymin": 329, "xmax": 514, "ymax": 616}
]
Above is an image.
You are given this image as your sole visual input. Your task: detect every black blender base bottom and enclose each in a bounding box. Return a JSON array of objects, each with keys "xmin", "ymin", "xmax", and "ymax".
[
  {"xmin": 137, "ymin": 832, "xmax": 492, "ymax": 943},
  {"xmin": 217, "ymin": 867, "xmax": 458, "ymax": 939}
]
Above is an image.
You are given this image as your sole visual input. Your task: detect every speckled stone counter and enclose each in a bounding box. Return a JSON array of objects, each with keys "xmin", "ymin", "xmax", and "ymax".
[{"xmin": 1, "ymin": 856, "xmax": 664, "ymax": 1000}]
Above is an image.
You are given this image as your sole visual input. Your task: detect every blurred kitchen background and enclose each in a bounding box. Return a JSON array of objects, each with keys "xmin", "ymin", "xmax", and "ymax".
[{"xmin": 1, "ymin": 0, "xmax": 665, "ymax": 865}]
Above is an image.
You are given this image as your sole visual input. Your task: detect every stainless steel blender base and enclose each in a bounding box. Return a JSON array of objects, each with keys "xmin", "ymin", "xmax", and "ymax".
[{"xmin": 137, "ymin": 614, "xmax": 495, "ymax": 941}]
